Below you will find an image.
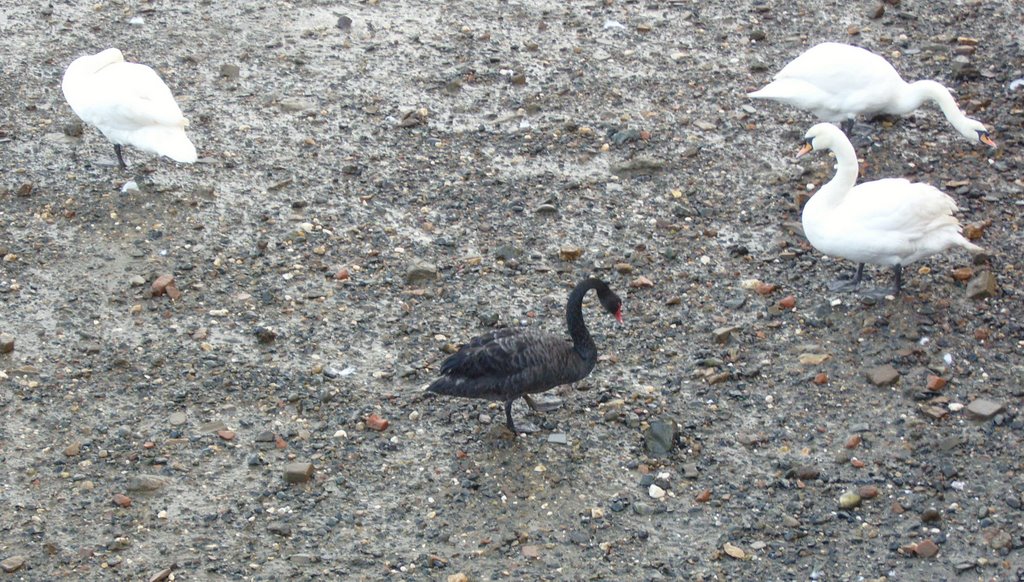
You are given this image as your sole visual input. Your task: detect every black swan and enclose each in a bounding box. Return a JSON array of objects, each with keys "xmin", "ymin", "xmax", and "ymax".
[{"xmin": 427, "ymin": 278, "xmax": 623, "ymax": 433}]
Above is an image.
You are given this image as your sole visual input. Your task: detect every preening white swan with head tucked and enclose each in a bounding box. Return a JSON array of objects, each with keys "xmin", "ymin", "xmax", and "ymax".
[
  {"xmin": 751, "ymin": 42, "xmax": 996, "ymax": 147},
  {"xmin": 61, "ymin": 48, "xmax": 197, "ymax": 169},
  {"xmin": 797, "ymin": 122, "xmax": 983, "ymax": 296}
]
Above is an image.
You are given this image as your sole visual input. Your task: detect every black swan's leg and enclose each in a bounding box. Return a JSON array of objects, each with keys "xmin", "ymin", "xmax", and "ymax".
[
  {"xmin": 114, "ymin": 144, "xmax": 128, "ymax": 170},
  {"xmin": 504, "ymin": 399, "xmax": 517, "ymax": 433},
  {"xmin": 827, "ymin": 263, "xmax": 865, "ymax": 292}
]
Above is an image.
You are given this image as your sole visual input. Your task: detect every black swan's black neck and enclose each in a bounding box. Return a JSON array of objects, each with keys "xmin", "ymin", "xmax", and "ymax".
[{"xmin": 566, "ymin": 278, "xmax": 605, "ymax": 362}]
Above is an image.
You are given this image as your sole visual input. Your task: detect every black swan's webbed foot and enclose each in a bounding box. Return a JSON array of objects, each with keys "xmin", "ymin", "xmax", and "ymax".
[
  {"xmin": 826, "ymin": 263, "xmax": 865, "ymax": 292},
  {"xmin": 504, "ymin": 399, "xmax": 517, "ymax": 434}
]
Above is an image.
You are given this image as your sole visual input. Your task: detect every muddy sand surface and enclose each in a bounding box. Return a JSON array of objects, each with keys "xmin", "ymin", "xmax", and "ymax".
[{"xmin": 1, "ymin": 1, "xmax": 1023, "ymax": 580}]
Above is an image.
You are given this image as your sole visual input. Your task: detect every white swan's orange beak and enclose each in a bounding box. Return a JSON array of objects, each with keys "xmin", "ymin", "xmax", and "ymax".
[
  {"xmin": 979, "ymin": 132, "xmax": 997, "ymax": 148},
  {"xmin": 796, "ymin": 142, "xmax": 813, "ymax": 158}
]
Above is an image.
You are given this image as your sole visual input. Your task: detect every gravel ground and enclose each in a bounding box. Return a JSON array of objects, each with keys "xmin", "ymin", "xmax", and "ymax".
[{"xmin": 1, "ymin": 1, "xmax": 1023, "ymax": 580}]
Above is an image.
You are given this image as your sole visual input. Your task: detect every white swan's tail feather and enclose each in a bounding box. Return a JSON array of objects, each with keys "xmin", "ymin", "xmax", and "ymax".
[{"xmin": 133, "ymin": 126, "xmax": 197, "ymax": 163}]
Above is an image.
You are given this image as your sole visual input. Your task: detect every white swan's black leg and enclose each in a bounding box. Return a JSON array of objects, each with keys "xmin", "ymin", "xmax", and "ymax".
[
  {"xmin": 827, "ymin": 263, "xmax": 865, "ymax": 292},
  {"xmin": 114, "ymin": 144, "xmax": 128, "ymax": 170},
  {"xmin": 864, "ymin": 264, "xmax": 903, "ymax": 299},
  {"xmin": 840, "ymin": 118, "xmax": 855, "ymax": 135}
]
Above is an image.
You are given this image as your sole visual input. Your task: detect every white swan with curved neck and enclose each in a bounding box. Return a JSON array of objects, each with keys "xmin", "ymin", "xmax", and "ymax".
[
  {"xmin": 751, "ymin": 42, "xmax": 996, "ymax": 147},
  {"xmin": 798, "ymin": 123, "xmax": 983, "ymax": 295},
  {"xmin": 62, "ymin": 48, "xmax": 197, "ymax": 169}
]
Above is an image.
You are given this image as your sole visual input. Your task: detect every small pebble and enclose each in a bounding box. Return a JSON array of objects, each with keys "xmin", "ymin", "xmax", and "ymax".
[
  {"xmin": 839, "ymin": 491, "xmax": 861, "ymax": 509},
  {"xmin": 283, "ymin": 462, "xmax": 314, "ymax": 484},
  {"xmin": 127, "ymin": 475, "xmax": 170, "ymax": 492},
  {"xmin": 219, "ymin": 63, "xmax": 241, "ymax": 79},
  {"xmin": 723, "ymin": 542, "xmax": 746, "ymax": 559},
  {"xmin": 966, "ymin": 271, "xmax": 998, "ymax": 299},
  {"xmin": 794, "ymin": 465, "xmax": 820, "ymax": 481},
  {"xmin": 0, "ymin": 556, "xmax": 26, "ymax": 573},
  {"xmin": 858, "ymin": 485, "xmax": 879, "ymax": 499},
  {"xmin": 547, "ymin": 433, "xmax": 568, "ymax": 445},
  {"xmin": 405, "ymin": 260, "xmax": 437, "ymax": 284},
  {"xmin": 966, "ymin": 399, "xmax": 1003, "ymax": 420},
  {"xmin": 0, "ymin": 333, "xmax": 15, "ymax": 354},
  {"xmin": 865, "ymin": 364, "xmax": 900, "ymax": 387},
  {"xmin": 559, "ymin": 245, "xmax": 583, "ymax": 261}
]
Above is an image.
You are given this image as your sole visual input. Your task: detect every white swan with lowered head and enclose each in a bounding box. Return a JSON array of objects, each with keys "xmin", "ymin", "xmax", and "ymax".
[
  {"xmin": 797, "ymin": 123, "xmax": 983, "ymax": 296},
  {"xmin": 61, "ymin": 48, "xmax": 197, "ymax": 169},
  {"xmin": 751, "ymin": 42, "xmax": 996, "ymax": 147}
]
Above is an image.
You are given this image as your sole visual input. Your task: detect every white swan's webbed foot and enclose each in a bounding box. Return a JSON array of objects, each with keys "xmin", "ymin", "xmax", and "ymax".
[
  {"xmin": 862, "ymin": 265, "xmax": 903, "ymax": 299},
  {"xmin": 826, "ymin": 263, "xmax": 865, "ymax": 292}
]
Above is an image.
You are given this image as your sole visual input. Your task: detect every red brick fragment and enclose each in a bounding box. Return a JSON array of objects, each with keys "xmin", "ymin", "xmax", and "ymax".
[
  {"xmin": 926, "ymin": 375, "xmax": 946, "ymax": 391},
  {"xmin": 366, "ymin": 413, "xmax": 389, "ymax": 431},
  {"xmin": 151, "ymin": 274, "xmax": 174, "ymax": 297},
  {"xmin": 914, "ymin": 539, "xmax": 939, "ymax": 558}
]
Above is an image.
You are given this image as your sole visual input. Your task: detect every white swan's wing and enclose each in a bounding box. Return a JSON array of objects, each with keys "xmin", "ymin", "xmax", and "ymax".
[
  {"xmin": 88, "ymin": 62, "xmax": 188, "ymax": 129},
  {"xmin": 841, "ymin": 180, "xmax": 958, "ymax": 233},
  {"xmin": 761, "ymin": 43, "xmax": 905, "ymax": 116}
]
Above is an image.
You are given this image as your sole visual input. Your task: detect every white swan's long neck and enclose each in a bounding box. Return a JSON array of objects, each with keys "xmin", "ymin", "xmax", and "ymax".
[
  {"xmin": 810, "ymin": 137, "xmax": 858, "ymax": 212},
  {"xmin": 899, "ymin": 80, "xmax": 974, "ymax": 133}
]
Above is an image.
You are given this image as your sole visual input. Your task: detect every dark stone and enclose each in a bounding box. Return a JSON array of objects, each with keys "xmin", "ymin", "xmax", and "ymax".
[{"xmin": 643, "ymin": 418, "xmax": 677, "ymax": 457}]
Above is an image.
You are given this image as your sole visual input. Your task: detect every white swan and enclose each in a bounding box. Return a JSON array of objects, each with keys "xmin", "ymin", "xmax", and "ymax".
[
  {"xmin": 62, "ymin": 48, "xmax": 197, "ymax": 169},
  {"xmin": 751, "ymin": 42, "xmax": 996, "ymax": 147},
  {"xmin": 797, "ymin": 123, "xmax": 983, "ymax": 296}
]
